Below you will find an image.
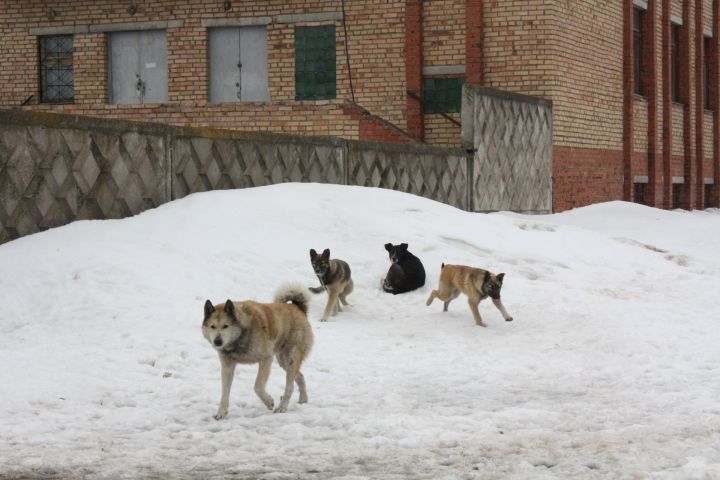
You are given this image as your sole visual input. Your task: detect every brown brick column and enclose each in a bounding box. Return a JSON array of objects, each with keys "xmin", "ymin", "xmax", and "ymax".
[
  {"xmin": 695, "ymin": 0, "xmax": 705, "ymax": 208},
  {"xmin": 647, "ymin": 0, "xmax": 661, "ymax": 207},
  {"xmin": 405, "ymin": 0, "xmax": 424, "ymax": 141},
  {"xmin": 715, "ymin": 0, "xmax": 720, "ymax": 207},
  {"xmin": 682, "ymin": 0, "xmax": 697, "ymax": 209},
  {"xmin": 662, "ymin": 0, "xmax": 673, "ymax": 209},
  {"xmin": 623, "ymin": 0, "xmax": 635, "ymax": 202},
  {"xmin": 466, "ymin": 0, "xmax": 483, "ymax": 85}
]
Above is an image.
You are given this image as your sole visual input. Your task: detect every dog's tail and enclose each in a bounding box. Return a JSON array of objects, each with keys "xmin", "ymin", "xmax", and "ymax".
[
  {"xmin": 274, "ymin": 283, "xmax": 311, "ymax": 314},
  {"xmin": 308, "ymin": 286, "xmax": 325, "ymax": 294}
]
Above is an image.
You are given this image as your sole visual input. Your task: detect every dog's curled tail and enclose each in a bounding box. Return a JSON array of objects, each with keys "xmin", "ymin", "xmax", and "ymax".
[{"xmin": 274, "ymin": 283, "xmax": 311, "ymax": 314}]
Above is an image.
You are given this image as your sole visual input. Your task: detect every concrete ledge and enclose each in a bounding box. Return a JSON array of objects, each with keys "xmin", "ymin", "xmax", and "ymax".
[
  {"xmin": 672, "ymin": 176, "xmax": 685, "ymax": 184},
  {"xmin": 29, "ymin": 25, "xmax": 90, "ymax": 35},
  {"xmin": 705, "ymin": 177, "xmax": 715, "ymax": 185},
  {"xmin": 89, "ymin": 20, "xmax": 183, "ymax": 33},
  {"xmin": 423, "ymin": 65, "xmax": 466, "ymax": 76},
  {"xmin": 634, "ymin": 175, "xmax": 649, "ymax": 183},
  {"xmin": 463, "ymin": 84, "xmax": 552, "ymax": 108},
  {"xmin": 671, "ymin": 14, "xmax": 683, "ymax": 26},
  {"xmin": 201, "ymin": 17, "xmax": 272, "ymax": 28},
  {"xmin": 276, "ymin": 12, "xmax": 343, "ymax": 24},
  {"xmin": 705, "ymin": 27, "xmax": 713, "ymax": 38},
  {"xmin": 633, "ymin": 0, "xmax": 648, "ymax": 10}
]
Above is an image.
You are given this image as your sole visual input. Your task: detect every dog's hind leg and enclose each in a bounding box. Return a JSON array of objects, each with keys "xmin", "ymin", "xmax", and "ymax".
[
  {"xmin": 215, "ymin": 356, "xmax": 236, "ymax": 420},
  {"xmin": 492, "ymin": 297, "xmax": 514, "ymax": 322},
  {"xmin": 443, "ymin": 289, "xmax": 460, "ymax": 312},
  {"xmin": 253, "ymin": 357, "xmax": 274, "ymax": 410},
  {"xmin": 295, "ymin": 371, "xmax": 308, "ymax": 404},
  {"xmin": 467, "ymin": 295, "xmax": 486, "ymax": 327},
  {"xmin": 427, "ymin": 282, "xmax": 454, "ymax": 308},
  {"xmin": 274, "ymin": 351, "xmax": 303, "ymax": 413},
  {"xmin": 339, "ymin": 280, "xmax": 353, "ymax": 306}
]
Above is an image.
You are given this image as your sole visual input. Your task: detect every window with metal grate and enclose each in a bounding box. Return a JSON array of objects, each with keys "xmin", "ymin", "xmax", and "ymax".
[
  {"xmin": 295, "ymin": 25, "xmax": 336, "ymax": 101},
  {"xmin": 40, "ymin": 35, "xmax": 74, "ymax": 104}
]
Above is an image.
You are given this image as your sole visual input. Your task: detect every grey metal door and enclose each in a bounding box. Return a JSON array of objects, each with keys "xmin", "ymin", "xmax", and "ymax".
[
  {"xmin": 139, "ymin": 30, "xmax": 168, "ymax": 103},
  {"xmin": 109, "ymin": 30, "xmax": 167, "ymax": 104},
  {"xmin": 208, "ymin": 26, "xmax": 268, "ymax": 102}
]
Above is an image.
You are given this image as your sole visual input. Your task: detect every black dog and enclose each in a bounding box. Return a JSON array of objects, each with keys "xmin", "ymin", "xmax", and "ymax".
[{"xmin": 382, "ymin": 243, "xmax": 426, "ymax": 294}]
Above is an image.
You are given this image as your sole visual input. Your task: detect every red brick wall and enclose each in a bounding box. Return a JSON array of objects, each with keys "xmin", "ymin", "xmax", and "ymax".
[{"xmin": 553, "ymin": 146, "xmax": 624, "ymax": 212}]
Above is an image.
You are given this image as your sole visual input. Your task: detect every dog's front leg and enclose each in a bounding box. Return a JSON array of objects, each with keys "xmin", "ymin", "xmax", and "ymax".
[
  {"xmin": 320, "ymin": 290, "xmax": 340, "ymax": 321},
  {"xmin": 467, "ymin": 297, "xmax": 486, "ymax": 327},
  {"xmin": 215, "ymin": 356, "xmax": 236, "ymax": 420},
  {"xmin": 254, "ymin": 357, "xmax": 275, "ymax": 410},
  {"xmin": 492, "ymin": 297, "xmax": 514, "ymax": 322}
]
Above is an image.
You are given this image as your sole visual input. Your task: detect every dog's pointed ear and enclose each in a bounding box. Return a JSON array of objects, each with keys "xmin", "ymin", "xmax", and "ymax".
[
  {"xmin": 321, "ymin": 248, "xmax": 330, "ymax": 259},
  {"xmin": 496, "ymin": 273, "xmax": 505, "ymax": 284},
  {"xmin": 309, "ymin": 249, "xmax": 317, "ymax": 259},
  {"xmin": 400, "ymin": 243, "xmax": 408, "ymax": 250},
  {"xmin": 384, "ymin": 243, "xmax": 393, "ymax": 252},
  {"xmin": 204, "ymin": 300, "xmax": 215, "ymax": 318},
  {"xmin": 441, "ymin": 262, "xmax": 445, "ymax": 269},
  {"xmin": 483, "ymin": 270, "xmax": 490, "ymax": 284},
  {"xmin": 224, "ymin": 300, "xmax": 236, "ymax": 319}
]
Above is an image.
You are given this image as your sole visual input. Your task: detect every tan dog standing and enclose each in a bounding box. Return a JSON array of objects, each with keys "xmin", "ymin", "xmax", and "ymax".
[
  {"xmin": 202, "ymin": 284, "xmax": 313, "ymax": 419},
  {"xmin": 426, "ymin": 264, "xmax": 513, "ymax": 327}
]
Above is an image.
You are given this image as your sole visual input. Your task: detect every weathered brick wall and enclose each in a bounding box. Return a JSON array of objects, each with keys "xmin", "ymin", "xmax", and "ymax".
[
  {"xmin": 0, "ymin": 0, "xmax": 408, "ymax": 141},
  {"xmin": 421, "ymin": 0, "xmax": 464, "ymax": 147},
  {"xmin": 483, "ymin": 0, "xmax": 556, "ymax": 100}
]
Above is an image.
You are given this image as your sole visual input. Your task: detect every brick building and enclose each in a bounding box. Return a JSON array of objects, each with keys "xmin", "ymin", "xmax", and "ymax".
[{"xmin": 0, "ymin": 0, "xmax": 718, "ymax": 211}]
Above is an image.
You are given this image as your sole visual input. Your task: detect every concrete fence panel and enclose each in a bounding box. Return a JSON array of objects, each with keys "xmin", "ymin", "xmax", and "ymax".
[
  {"xmin": 171, "ymin": 133, "xmax": 346, "ymax": 199},
  {"xmin": 348, "ymin": 141, "xmax": 470, "ymax": 210},
  {"xmin": 462, "ymin": 85, "xmax": 553, "ymax": 213}
]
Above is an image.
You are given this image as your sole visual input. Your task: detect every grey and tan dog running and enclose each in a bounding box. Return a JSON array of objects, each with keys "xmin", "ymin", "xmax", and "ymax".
[
  {"xmin": 309, "ymin": 248, "xmax": 353, "ymax": 321},
  {"xmin": 426, "ymin": 264, "xmax": 514, "ymax": 327},
  {"xmin": 202, "ymin": 284, "xmax": 314, "ymax": 419}
]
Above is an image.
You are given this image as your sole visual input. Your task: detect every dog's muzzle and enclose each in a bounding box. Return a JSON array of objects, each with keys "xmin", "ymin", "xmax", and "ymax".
[{"xmin": 213, "ymin": 337, "xmax": 223, "ymax": 347}]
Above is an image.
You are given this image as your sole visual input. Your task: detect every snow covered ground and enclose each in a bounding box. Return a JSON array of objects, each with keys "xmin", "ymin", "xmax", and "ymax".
[{"xmin": 1, "ymin": 183, "xmax": 719, "ymax": 479}]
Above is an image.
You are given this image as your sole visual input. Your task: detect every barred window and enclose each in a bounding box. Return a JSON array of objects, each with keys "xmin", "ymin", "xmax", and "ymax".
[
  {"xmin": 40, "ymin": 35, "xmax": 74, "ymax": 104},
  {"xmin": 295, "ymin": 26, "xmax": 336, "ymax": 100}
]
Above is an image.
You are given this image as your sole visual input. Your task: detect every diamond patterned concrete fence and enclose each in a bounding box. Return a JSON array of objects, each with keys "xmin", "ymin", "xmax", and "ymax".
[
  {"xmin": 0, "ymin": 110, "xmax": 470, "ymax": 244},
  {"xmin": 462, "ymin": 85, "xmax": 553, "ymax": 213}
]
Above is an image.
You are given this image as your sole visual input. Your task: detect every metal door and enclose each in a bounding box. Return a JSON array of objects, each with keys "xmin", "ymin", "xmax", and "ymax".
[
  {"xmin": 109, "ymin": 30, "xmax": 167, "ymax": 104},
  {"xmin": 139, "ymin": 30, "xmax": 167, "ymax": 103},
  {"xmin": 239, "ymin": 26, "xmax": 268, "ymax": 101},
  {"xmin": 209, "ymin": 27, "xmax": 240, "ymax": 102},
  {"xmin": 208, "ymin": 26, "xmax": 268, "ymax": 102}
]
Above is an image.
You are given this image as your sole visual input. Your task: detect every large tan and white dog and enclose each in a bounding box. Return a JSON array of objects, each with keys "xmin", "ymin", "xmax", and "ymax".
[
  {"xmin": 426, "ymin": 264, "xmax": 514, "ymax": 327},
  {"xmin": 202, "ymin": 284, "xmax": 314, "ymax": 419}
]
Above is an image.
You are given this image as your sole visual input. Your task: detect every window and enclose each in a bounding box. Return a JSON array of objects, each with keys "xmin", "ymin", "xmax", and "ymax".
[
  {"xmin": 295, "ymin": 26, "xmax": 336, "ymax": 100},
  {"xmin": 39, "ymin": 35, "xmax": 74, "ymax": 104},
  {"xmin": 633, "ymin": 8, "xmax": 646, "ymax": 96},
  {"xmin": 705, "ymin": 183, "xmax": 714, "ymax": 208},
  {"xmin": 704, "ymin": 36, "xmax": 714, "ymax": 111},
  {"xmin": 634, "ymin": 182, "xmax": 647, "ymax": 205},
  {"xmin": 672, "ymin": 183, "xmax": 683, "ymax": 209},
  {"xmin": 672, "ymin": 24, "xmax": 683, "ymax": 103},
  {"xmin": 209, "ymin": 26, "xmax": 268, "ymax": 102},
  {"xmin": 108, "ymin": 30, "xmax": 167, "ymax": 104},
  {"xmin": 423, "ymin": 77, "xmax": 465, "ymax": 114}
]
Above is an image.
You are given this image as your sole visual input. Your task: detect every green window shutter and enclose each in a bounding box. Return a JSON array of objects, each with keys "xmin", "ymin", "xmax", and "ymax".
[
  {"xmin": 295, "ymin": 25, "xmax": 336, "ymax": 100},
  {"xmin": 423, "ymin": 77, "xmax": 465, "ymax": 114}
]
